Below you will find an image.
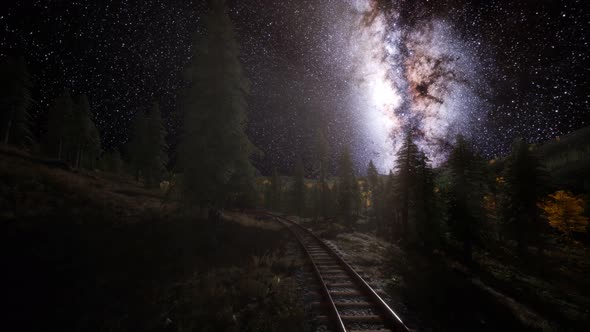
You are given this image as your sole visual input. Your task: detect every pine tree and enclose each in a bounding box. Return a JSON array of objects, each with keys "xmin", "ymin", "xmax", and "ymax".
[
  {"xmin": 395, "ymin": 130, "xmax": 420, "ymax": 243},
  {"xmin": 367, "ymin": 160, "xmax": 379, "ymax": 195},
  {"xmin": 337, "ymin": 146, "xmax": 355, "ymax": 227},
  {"xmin": 382, "ymin": 170, "xmax": 396, "ymax": 239},
  {"xmin": 500, "ymin": 138, "xmax": 547, "ymax": 256},
  {"xmin": 45, "ymin": 91, "xmax": 75, "ymax": 160},
  {"xmin": 352, "ymin": 174, "xmax": 362, "ymax": 217},
  {"xmin": 310, "ymin": 128, "xmax": 332, "ymax": 221},
  {"xmin": 101, "ymin": 149, "xmax": 124, "ymax": 174},
  {"xmin": 269, "ymin": 168, "xmax": 282, "ymax": 211},
  {"xmin": 71, "ymin": 94, "xmax": 101, "ymax": 169},
  {"xmin": 414, "ymin": 151, "xmax": 439, "ymax": 249},
  {"xmin": 179, "ymin": 0, "xmax": 256, "ymax": 209},
  {"xmin": 447, "ymin": 135, "xmax": 484, "ymax": 264},
  {"xmin": 366, "ymin": 160, "xmax": 380, "ymax": 223},
  {"xmin": 144, "ymin": 103, "xmax": 168, "ymax": 187},
  {"xmin": 291, "ymin": 156, "xmax": 306, "ymax": 216},
  {"xmin": 312, "ymin": 128, "xmax": 330, "ymax": 179},
  {"xmin": 0, "ymin": 56, "xmax": 33, "ymax": 146},
  {"xmin": 128, "ymin": 110, "xmax": 149, "ymax": 181}
]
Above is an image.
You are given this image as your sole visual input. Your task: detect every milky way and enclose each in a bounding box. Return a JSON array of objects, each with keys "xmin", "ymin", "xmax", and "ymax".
[
  {"xmin": 317, "ymin": 0, "xmax": 493, "ymax": 170},
  {"xmin": 2, "ymin": 0, "xmax": 589, "ymax": 174}
]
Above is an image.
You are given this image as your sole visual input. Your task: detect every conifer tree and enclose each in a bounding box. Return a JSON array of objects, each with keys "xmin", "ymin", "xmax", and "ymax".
[
  {"xmin": 128, "ymin": 110, "xmax": 149, "ymax": 181},
  {"xmin": 71, "ymin": 94, "xmax": 101, "ymax": 168},
  {"xmin": 144, "ymin": 103, "xmax": 168, "ymax": 186},
  {"xmin": 366, "ymin": 160, "xmax": 378, "ymax": 215},
  {"xmin": 447, "ymin": 135, "xmax": 484, "ymax": 263},
  {"xmin": 291, "ymin": 156, "xmax": 306, "ymax": 216},
  {"xmin": 101, "ymin": 149, "xmax": 124, "ymax": 174},
  {"xmin": 269, "ymin": 168, "xmax": 282, "ymax": 211},
  {"xmin": 311, "ymin": 128, "xmax": 331, "ymax": 221},
  {"xmin": 500, "ymin": 138, "xmax": 547, "ymax": 255},
  {"xmin": 414, "ymin": 151, "xmax": 439, "ymax": 249},
  {"xmin": 383, "ymin": 170, "xmax": 396, "ymax": 237},
  {"xmin": 367, "ymin": 160, "xmax": 379, "ymax": 195},
  {"xmin": 352, "ymin": 174, "xmax": 362, "ymax": 217},
  {"xmin": 337, "ymin": 146, "xmax": 355, "ymax": 227},
  {"xmin": 395, "ymin": 130, "xmax": 420, "ymax": 242},
  {"xmin": 179, "ymin": 0, "xmax": 256, "ymax": 209},
  {"xmin": 0, "ymin": 56, "xmax": 33, "ymax": 146},
  {"xmin": 45, "ymin": 91, "xmax": 75, "ymax": 160}
]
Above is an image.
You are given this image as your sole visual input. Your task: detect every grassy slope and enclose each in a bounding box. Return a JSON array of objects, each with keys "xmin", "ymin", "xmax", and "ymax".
[{"xmin": 0, "ymin": 148, "xmax": 303, "ymax": 332}]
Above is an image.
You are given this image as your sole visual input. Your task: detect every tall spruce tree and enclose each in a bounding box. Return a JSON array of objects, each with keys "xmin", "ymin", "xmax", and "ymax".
[
  {"xmin": 395, "ymin": 130, "xmax": 420, "ymax": 243},
  {"xmin": 269, "ymin": 168, "xmax": 282, "ymax": 211},
  {"xmin": 382, "ymin": 170, "xmax": 396, "ymax": 239},
  {"xmin": 128, "ymin": 110, "xmax": 149, "ymax": 181},
  {"xmin": 312, "ymin": 128, "xmax": 331, "ymax": 221},
  {"xmin": 337, "ymin": 146, "xmax": 355, "ymax": 227},
  {"xmin": 447, "ymin": 135, "xmax": 484, "ymax": 264},
  {"xmin": 366, "ymin": 160, "xmax": 380, "ymax": 223},
  {"xmin": 0, "ymin": 56, "xmax": 33, "ymax": 146},
  {"xmin": 500, "ymin": 138, "xmax": 547, "ymax": 256},
  {"xmin": 71, "ymin": 94, "xmax": 101, "ymax": 168},
  {"xmin": 45, "ymin": 91, "xmax": 75, "ymax": 160},
  {"xmin": 100, "ymin": 149, "xmax": 124, "ymax": 174},
  {"xmin": 291, "ymin": 156, "xmax": 306, "ymax": 216},
  {"xmin": 179, "ymin": 0, "xmax": 256, "ymax": 209},
  {"xmin": 144, "ymin": 103, "xmax": 168, "ymax": 187},
  {"xmin": 414, "ymin": 151, "xmax": 439, "ymax": 249}
]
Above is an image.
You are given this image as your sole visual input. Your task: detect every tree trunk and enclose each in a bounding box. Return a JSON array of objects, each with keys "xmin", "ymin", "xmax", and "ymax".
[
  {"xmin": 75, "ymin": 142, "xmax": 81, "ymax": 168},
  {"xmin": 57, "ymin": 139, "xmax": 63, "ymax": 160},
  {"xmin": 3, "ymin": 119, "xmax": 12, "ymax": 144}
]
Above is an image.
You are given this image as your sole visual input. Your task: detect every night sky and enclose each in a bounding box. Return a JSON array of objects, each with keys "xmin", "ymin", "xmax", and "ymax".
[{"xmin": 1, "ymin": 0, "xmax": 589, "ymax": 173}]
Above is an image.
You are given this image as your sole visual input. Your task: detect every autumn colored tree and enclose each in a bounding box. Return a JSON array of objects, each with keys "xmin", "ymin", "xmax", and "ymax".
[{"xmin": 539, "ymin": 190, "xmax": 588, "ymax": 240}]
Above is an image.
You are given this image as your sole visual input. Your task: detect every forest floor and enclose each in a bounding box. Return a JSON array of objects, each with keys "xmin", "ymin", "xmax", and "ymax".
[
  {"xmin": 0, "ymin": 146, "xmax": 304, "ymax": 332},
  {"xmin": 290, "ymin": 216, "xmax": 590, "ymax": 332}
]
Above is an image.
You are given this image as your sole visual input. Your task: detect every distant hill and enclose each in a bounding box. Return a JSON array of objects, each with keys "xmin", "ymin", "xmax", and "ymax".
[{"xmin": 535, "ymin": 126, "xmax": 590, "ymax": 192}]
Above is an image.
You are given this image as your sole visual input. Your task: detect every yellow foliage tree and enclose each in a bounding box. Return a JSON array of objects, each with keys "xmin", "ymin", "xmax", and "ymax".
[{"xmin": 538, "ymin": 190, "xmax": 589, "ymax": 238}]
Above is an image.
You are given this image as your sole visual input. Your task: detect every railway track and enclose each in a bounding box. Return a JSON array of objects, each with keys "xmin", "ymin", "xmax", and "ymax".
[{"xmin": 264, "ymin": 213, "xmax": 411, "ymax": 332}]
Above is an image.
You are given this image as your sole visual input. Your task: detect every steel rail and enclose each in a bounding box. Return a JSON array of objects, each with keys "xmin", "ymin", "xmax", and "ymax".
[{"xmin": 266, "ymin": 212, "xmax": 411, "ymax": 332}]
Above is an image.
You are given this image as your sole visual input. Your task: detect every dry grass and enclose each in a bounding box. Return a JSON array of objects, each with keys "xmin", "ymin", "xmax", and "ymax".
[
  {"xmin": 224, "ymin": 211, "xmax": 283, "ymax": 231},
  {"xmin": 0, "ymin": 148, "xmax": 164, "ymax": 224}
]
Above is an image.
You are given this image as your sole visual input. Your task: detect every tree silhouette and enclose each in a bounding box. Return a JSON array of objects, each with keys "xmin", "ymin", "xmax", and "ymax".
[
  {"xmin": 268, "ymin": 168, "xmax": 282, "ymax": 211},
  {"xmin": 414, "ymin": 151, "xmax": 439, "ymax": 249},
  {"xmin": 337, "ymin": 146, "xmax": 355, "ymax": 227},
  {"xmin": 45, "ymin": 91, "xmax": 75, "ymax": 160},
  {"xmin": 500, "ymin": 138, "xmax": 547, "ymax": 256},
  {"xmin": 179, "ymin": 0, "xmax": 256, "ymax": 210},
  {"xmin": 0, "ymin": 56, "xmax": 33, "ymax": 146},
  {"xmin": 366, "ymin": 160, "xmax": 382, "ymax": 231},
  {"xmin": 71, "ymin": 94, "xmax": 101, "ymax": 169},
  {"xmin": 446, "ymin": 135, "xmax": 484, "ymax": 264},
  {"xmin": 395, "ymin": 130, "xmax": 420, "ymax": 243},
  {"xmin": 144, "ymin": 103, "xmax": 168, "ymax": 187},
  {"xmin": 128, "ymin": 110, "xmax": 149, "ymax": 181},
  {"xmin": 290, "ymin": 156, "xmax": 306, "ymax": 216}
]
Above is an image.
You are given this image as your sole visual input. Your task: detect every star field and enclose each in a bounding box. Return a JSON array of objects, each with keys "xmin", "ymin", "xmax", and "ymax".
[{"xmin": 1, "ymin": 0, "xmax": 588, "ymax": 173}]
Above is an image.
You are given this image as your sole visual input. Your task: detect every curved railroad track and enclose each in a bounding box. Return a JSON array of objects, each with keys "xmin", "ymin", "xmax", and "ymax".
[{"xmin": 264, "ymin": 212, "xmax": 411, "ymax": 332}]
